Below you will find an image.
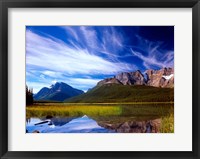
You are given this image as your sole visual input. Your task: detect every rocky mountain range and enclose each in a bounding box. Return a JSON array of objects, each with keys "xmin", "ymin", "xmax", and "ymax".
[
  {"xmin": 34, "ymin": 67, "xmax": 174, "ymax": 102},
  {"xmin": 34, "ymin": 82, "xmax": 84, "ymax": 102},
  {"xmin": 97, "ymin": 67, "xmax": 174, "ymax": 88}
]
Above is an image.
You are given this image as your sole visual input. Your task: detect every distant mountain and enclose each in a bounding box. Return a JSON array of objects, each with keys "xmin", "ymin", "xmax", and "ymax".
[
  {"xmin": 34, "ymin": 87, "xmax": 50, "ymax": 100},
  {"xmin": 65, "ymin": 67, "xmax": 174, "ymax": 103},
  {"xmin": 97, "ymin": 67, "xmax": 174, "ymax": 88},
  {"xmin": 34, "ymin": 82, "xmax": 84, "ymax": 102}
]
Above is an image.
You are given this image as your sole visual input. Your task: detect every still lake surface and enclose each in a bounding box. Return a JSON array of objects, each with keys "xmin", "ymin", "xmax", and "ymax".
[
  {"xmin": 26, "ymin": 103, "xmax": 173, "ymax": 133},
  {"xmin": 26, "ymin": 115, "xmax": 114, "ymax": 133}
]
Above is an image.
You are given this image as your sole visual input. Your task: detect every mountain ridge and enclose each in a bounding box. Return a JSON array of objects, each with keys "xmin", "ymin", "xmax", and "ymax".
[
  {"xmin": 33, "ymin": 67, "xmax": 174, "ymax": 102},
  {"xmin": 97, "ymin": 67, "xmax": 174, "ymax": 88},
  {"xmin": 65, "ymin": 67, "xmax": 174, "ymax": 103},
  {"xmin": 34, "ymin": 82, "xmax": 84, "ymax": 102}
]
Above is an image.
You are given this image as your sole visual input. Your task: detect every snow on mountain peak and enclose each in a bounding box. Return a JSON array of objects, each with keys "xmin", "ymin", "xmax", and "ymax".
[{"xmin": 162, "ymin": 74, "xmax": 174, "ymax": 80}]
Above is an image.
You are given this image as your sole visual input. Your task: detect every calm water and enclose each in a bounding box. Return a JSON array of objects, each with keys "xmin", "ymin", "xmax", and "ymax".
[
  {"xmin": 26, "ymin": 115, "xmax": 114, "ymax": 133},
  {"xmin": 26, "ymin": 104, "xmax": 173, "ymax": 133}
]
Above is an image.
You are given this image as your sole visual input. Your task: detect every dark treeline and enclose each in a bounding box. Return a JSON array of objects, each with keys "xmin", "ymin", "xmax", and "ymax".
[{"xmin": 26, "ymin": 85, "xmax": 33, "ymax": 105}]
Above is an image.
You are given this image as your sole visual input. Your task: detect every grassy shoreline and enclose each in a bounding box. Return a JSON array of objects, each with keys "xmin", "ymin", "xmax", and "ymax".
[
  {"xmin": 32, "ymin": 101, "xmax": 174, "ymax": 106},
  {"xmin": 26, "ymin": 103, "xmax": 174, "ymax": 133},
  {"xmin": 26, "ymin": 103, "xmax": 174, "ymax": 118}
]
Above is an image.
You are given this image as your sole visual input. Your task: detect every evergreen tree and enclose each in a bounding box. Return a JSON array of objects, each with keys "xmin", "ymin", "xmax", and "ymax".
[{"xmin": 26, "ymin": 85, "xmax": 33, "ymax": 105}]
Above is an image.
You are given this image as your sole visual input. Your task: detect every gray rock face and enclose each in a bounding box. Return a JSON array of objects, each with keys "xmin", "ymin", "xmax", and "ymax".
[
  {"xmin": 129, "ymin": 70, "xmax": 146, "ymax": 85},
  {"xmin": 115, "ymin": 72, "xmax": 131, "ymax": 85},
  {"xmin": 97, "ymin": 67, "xmax": 174, "ymax": 88},
  {"xmin": 146, "ymin": 67, "xmax": 174, "ymax": 88},
  {"xmin": 115, "ymin": 70, "xmax": 146, "ymax": 85}
]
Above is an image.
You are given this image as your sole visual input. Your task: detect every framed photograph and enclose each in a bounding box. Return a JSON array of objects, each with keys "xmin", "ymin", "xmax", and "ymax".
[{"xmin": 0, "ymin": 0, "xmax": 199, "ymax": 158}]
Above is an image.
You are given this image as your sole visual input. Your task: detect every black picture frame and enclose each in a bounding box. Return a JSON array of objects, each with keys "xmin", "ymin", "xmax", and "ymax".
[{"xmin": 0, "ymin": 0, "xmax": 199, "ymax": 159}]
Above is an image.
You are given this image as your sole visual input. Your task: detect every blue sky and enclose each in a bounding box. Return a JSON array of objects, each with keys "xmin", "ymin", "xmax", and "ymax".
[{"xmin": 26, "ymin": 26, "xmax": 174, "ymax": 93}]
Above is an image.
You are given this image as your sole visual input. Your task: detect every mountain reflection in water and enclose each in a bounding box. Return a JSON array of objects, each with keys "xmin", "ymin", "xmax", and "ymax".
[{"xmin": 26, "ymin": 115, "xmax": 114, "ymax": 133}]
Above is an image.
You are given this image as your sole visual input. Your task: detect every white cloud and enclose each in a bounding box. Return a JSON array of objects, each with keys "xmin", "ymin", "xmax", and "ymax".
[
  {"xmin": 80, "ymin": 26, "xmax": 98, "ymax": 49},
  {"xmin": 130, "ymin": 35, "xmax": 174, "ymax": 69},
  {"xmin": 26, "ymin": 30, "xmax": 136, "ymax": 76},
  {"xmin": 39, "ymin": 74, "xmax": 45, "ymax": 80},
  {"xmin": 101, "ymin": 27, "xmax": 124, "ymax": 53},
  {"xmin": 131, "ymin": 49, "xmax": 165, "ymax": 68},
  {"xmin": 110, "ymin": 27, "xmax": 123, "ymax": 47},
  {"xmin": 67, "ymin": 78, "xmax": 101, "ymax": 86},
  {"xmin": 60, "ymin": 26, "xmax": 79, "ymax": 41},
  {"xmin": 64, "ymin": 77, "xmax": 102, "ymax": 92},
  {"xmin": 42, "ymin": 70, "xmax": 64, "ymax": 78}
]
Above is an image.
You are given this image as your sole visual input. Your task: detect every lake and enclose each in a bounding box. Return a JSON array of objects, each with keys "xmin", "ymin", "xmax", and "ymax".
[
  {"xmin": 26, "ymin": 115, "xmax": 114, "ymax": 133},
  {"xmin": 26, "ymin": 103, "xmax": 174, "ymax": 133}
]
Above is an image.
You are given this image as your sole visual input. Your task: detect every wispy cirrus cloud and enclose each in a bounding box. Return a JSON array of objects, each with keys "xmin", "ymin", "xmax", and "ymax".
[
  {"xmin": 26, "ymin": 26, "xmax": 174, "ymax": 93},
  {"xmin": 131, "ymin": 49, "xmax": 173, "ymax": 68},
  {"xmin": 130, "ymin": 35, "xmax": 174, "ymax": 69},
  {"xmin": 60, "ymin": 26, "xmax": 79, "ymax": 41},
  {"xmin": 62, "ymin": 26, "xmax": 125, "ymax": 59},
  {"xmin": 80, "ymin": 26, "xmax": 98, "ymax": 49},
  {"xmin": 26, "ymin": 30, "xmax": 136, "ymax": 75}
]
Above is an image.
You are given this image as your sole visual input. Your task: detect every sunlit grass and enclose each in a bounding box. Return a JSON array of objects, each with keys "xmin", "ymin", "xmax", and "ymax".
[
  {"xmin": 26, "ymin": 105, "xmax": 122, "ymax": 118},
  {"xmin": 33, "ymin": 102, "xmax": 174, "ymax": 106},
  {"xmin": 160, "ymin": 114, "xmax": 174, "ymax": 133},
  {"xmin": 27, "ymin": 103, "xmax": 173, "ymax": 118}
]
